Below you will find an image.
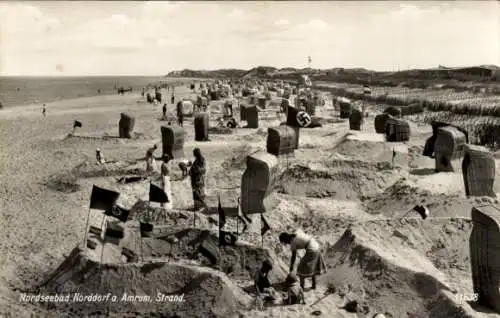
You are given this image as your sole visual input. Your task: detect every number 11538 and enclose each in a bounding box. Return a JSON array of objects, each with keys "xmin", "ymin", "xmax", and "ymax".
[{"xmin": 455, "ymin": 293, "xmax": 478, "ymax": 302}]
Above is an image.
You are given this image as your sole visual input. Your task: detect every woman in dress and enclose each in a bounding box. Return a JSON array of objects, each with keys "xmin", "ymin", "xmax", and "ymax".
[
  {"xmin": 279, "ymin": 229, "xmax": 326, "ymax": 290},
  {"xmin": 145, "ymin": 144, "xmax": 158, "ymax": 173},
  {"xmin": 160, "ymin": 154, "xmax": 173, "ymax": 210},
  {"xmin": 189, "ymin": 148, "xmax": 207, "ymax": 211}
]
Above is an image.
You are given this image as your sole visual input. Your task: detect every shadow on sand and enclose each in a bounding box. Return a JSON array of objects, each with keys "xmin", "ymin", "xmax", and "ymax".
[
  {"xmin": 65, "ymin": 132, "xmax": 148, "ymax": 140},
  {"xmin": 410, "ymin": 168, "xmax": 436, "ymax": 176}
]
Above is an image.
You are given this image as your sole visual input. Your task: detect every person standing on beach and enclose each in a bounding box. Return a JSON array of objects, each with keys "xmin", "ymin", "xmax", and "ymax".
[
  {"xmin": 176, "ymin": 101, "xmax": 184, "ymax": 127},
  {"xmin": 162, "ymin": 103, "xmax": 167, "ymax": 118},
  {"xmin": 171, "ymin": 94, "xmax": 175, "ymax": 105},
  {"xmin": 279, "ymin": 230, "xmax": 326, "ymax": 290},
  {"xmin": 189, "ymin": 148, "xmax": 207, "ymax": 211},
  {"xmin": 145, "ymin": 144, "xmax": 158, "ymax": 173},
  {"xmin": 42, "ymin": 104, "xmax": 46, "ymax": 117},
  {"xmin": 160, "ymin": 154, "xmax": 173, "ymax": 210}
]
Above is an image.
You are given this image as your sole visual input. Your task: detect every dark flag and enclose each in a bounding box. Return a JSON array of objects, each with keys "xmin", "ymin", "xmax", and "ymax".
[
  {"xmin": 149, "ymin": 182, "xmax": 169, "ymax": 203},
  {"xmin": 261, "ymin": 214, "xmax": 271, "ymax": 236},
  {"xmin": 219, "ymin": 230, "xmax": 238, "ymax": 246},
  {"xmin": 89, "ymin": 185, "xmax": 120, "ymax": 211},
  {"xmin": 140, "ymin": 222, "xmax": 154, "ymax": 238},
  {"xmin": 104, "ymin": 205, "xmax": 130, "ymax": 222},
  {"xmin": 198, "ymin": 231, "xmax": 220, "ymax": 265},
  {"xmin": 413, "ymin": 205, "xmax": 430, "ymax": 220},
  {"xmin": 73, "ymin": 120, "xmax": 82, "ymax": 128},
  {"xmin": 104, "ymin": 221, "xmax": 124, "ymax": 245},
  {"xmin": 218, "ymin": 195, "xmax": 226, "ymax": 230}
]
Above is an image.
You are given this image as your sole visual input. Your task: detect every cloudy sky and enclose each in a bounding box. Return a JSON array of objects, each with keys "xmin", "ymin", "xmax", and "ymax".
[{"xmin": 0, "ymin": 1, "xmax": 499, "ymax": 76}]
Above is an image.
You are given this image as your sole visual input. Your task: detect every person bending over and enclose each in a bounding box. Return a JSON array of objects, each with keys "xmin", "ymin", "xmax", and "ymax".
[{"xmin": 279, "ymin": 229, "xmax": 326, "ymax": 290}]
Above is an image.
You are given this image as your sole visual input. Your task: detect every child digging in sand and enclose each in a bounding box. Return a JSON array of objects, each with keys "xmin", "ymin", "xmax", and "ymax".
[
  {"xmin": 254, "ymin": 259, "xmax": 275, "ymax": 297},
  {"xmin": 254, "ymin": 259, "xmax": 279, "ymax": 309},
  {"xmin": 284, "ymin": 273, "xmax": 305, "ymax": 305}
]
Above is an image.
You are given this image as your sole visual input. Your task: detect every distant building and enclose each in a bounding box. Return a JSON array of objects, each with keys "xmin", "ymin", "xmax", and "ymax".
[{"xmin": 412, "ymin": 66, "xmax": 496, "ymax": 79}]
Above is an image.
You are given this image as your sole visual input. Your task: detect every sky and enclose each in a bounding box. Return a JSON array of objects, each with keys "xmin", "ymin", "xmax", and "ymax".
[{"xmin": 0, "ymin": 1, "xmax": 499, "ymax": 76}]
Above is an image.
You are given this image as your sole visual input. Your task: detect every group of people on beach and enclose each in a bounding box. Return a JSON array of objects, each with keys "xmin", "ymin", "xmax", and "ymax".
[
  {"xmin": 254, "ymin": 229, "xmax": 327, "ymax": 307},
  {"xmin": 91, "ymin": 79, "xmax": 333, "ymax": 310},
  {"xmin": 143, "ymin": 144, "xmax": 207, "ymax": 212}
]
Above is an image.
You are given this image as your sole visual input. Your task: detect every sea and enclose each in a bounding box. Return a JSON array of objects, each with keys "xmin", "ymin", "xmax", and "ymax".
[{"xmin": 0, "ymin": 76, "xmax": 187, "ymax": 107}]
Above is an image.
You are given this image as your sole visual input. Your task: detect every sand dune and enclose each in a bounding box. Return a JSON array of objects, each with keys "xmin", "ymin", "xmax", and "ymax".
[{"xmin": 1, "ymin": 79, "xmax": 500, "ymax": 317}]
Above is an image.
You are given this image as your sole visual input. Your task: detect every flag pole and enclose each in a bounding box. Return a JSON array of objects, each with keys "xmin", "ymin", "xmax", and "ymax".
[
  {"xmin": 400, "ymin": 208, "xmax": 414, "ymax": 219},
  {"xmin": 140, "ymin": 234, "xmax": 144, "ymax": 262},
  {"xmin": 261, "ymin": 212, "xmax": 264, "ymax": 248},
  {"xmin": 147, "ymin": 200, "xmax": 151, "ymax": 221},
  {"xmin": 99, "ymin": 215, "xmax": 107, "ymax": 264},
  {"xmin": 83, "ymin": 207, "xmax": 91, "ymax": 248}
]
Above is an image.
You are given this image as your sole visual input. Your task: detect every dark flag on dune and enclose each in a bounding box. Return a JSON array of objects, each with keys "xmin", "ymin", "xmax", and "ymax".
[
  {"xmin": 73, "ymin": 120, "xmax": 82, "ymax": 128},
  {"xmin": 89, "ymin": 185, "xmax": 120, "ymax": 211},
  {"xmin": 413, "ymin": 205, "xmax": 430, "ymax": 220},
  {"xmin": 149, "ymin": 182, "xmax": 169, "ymax": 203},
  {"xmin": 261, "ymin": 214, "xmax": 271, "ymax": 236},
  {"xmin": 105, "ymin": 205, "xmax": 130, "ymax": 223},
  {"xmin": 140, "ymin": 222, "xmax": 154, "ymax": 238}
]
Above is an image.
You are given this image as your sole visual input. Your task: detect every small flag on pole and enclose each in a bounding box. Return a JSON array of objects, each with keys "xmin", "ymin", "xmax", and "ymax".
[
  {"xmin": 140, "ymin": 222, "xmax": 154, "ymax": 238},
  {"xmin": 149, "ymin": 182, "xmax": 169, "ymax": 203},
  {"xmin": 413, "ymin": 205, "xmax": 429, "ymax": 220},
  {"xmin": 261, "ymin": 214, "xmax": 271, "ymax": 236},
  {"xmin": 73, "ymin": 120, "xmax": 82, "ymax": 128},
  {"xmin": 104, "ymin": 205, "xmax": 130, "ymax": 223},
  {"xmin": 89, "ymin": 185, "xmax": 120, "ymax": 211}
]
